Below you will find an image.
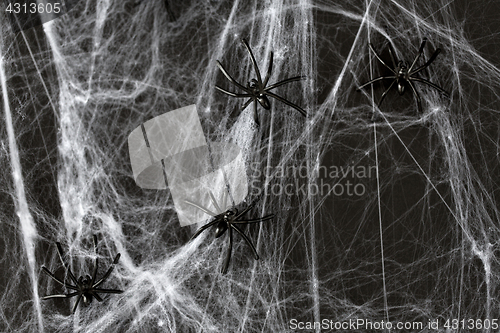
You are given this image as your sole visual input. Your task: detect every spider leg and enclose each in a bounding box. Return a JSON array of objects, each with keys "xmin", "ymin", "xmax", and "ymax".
[
  {"xmin": 41, "ymin": 291, "xmax": 79, "ymax": 300},
  {"xmin": 409, "ymin": 77, "xmax": 450, "ymax": 97},
  {"xmin": 190, "ymin": 219, "xmax": 220, "ymax": 241},
  {"xmin": 93, "ymin": 253, "xmax": 121, "ymax": 288},
  {"xmin": 93, "ymin": 288, "xmax": 124, "ymax": 293},
  {"xmin": 410, "ymin": 48, "xmax": 441, "ymax": 75},
  {"xmin": 221, "ymin": 188, "xmax": 229, "ymax": 212},
  {"xmin": 208, "ymin": 191, "xmax": 222, "ymax": 214},
  {"xmin": 239, "ymin": 97, "xmax": 253, "ymax": 113},
  {"xmin": 233, "ymin": 214, "xmax": 275, "ymax": 224},
  {"xmin": 91, "ymin": 235, "xmax": 99, "ymax": 285},
  {"xmin": 264, "ymin": 76, "xmax": 305, "ymax": 91},
  {"xmin": 234, "ymin": 200, "xmax": 258, "ymax": 220},
  {"xmin": 232, "ymin": 224, "xmax": 259, "ymax": 260},
  {"xmin": 221, "ymin": 227, "xmax": 233, "ymax": 274},
  {"xmin": 241, "ymin": 39, "xmax": 263, "ymax": 86},
  {"xmin": 184, "ymin": 199, "xmax": 217, "ymax": 217},
  {"xmin": 407, "ymin": 80, "xmax": 423, "ymax": 113},
  {"xmin": 55, "ymin": 243, "xmax": 79, "ymax": 286},
  {"xmin": 253, "ymin": 98, "xmax": 260, "ymax": 127},
  {"xmin": 370, "ymin": 78, "xmax": 394, "ymax": 122},
  {"xmin": 369, "ymin": 43, "xmax": 396, "ymax": 74},
  {"xmin": 91, "ymin": 291, "xmax": 103, "ymax": 302},
  {"xmin": 358, "ymin": 76, "xmax": 396, "ymax": 90},
  {"xmin": 387, "ymin": 42, "xmax": 398, "ymax": 69},
  {"xmin": 41, "ymin": 266, "xmax": 78, "ymax": 290},
  {"xmin": 72, "ymin": 294, "xmax": 83, "ymax": 314},
  {"xmin": 265, "ymin": 91, "xmax": 307, "ymax": 117},
  {"xmin": 215, "ymin": 85, "xmax": 252, "ymax": 98},
  {"xmin": 377, "ymin": 79, "xmax": 397, "ymax": 109},
  {"xmin": 216, "ymin": 61, "xmax": 248, "ymax": 91},
  {"xmin": 408, "ymin": 38, "xmax": 427, "ymax": 73},
  {"xmin": 263, "ymin": 51, "xmax": 273, "ymax": 87}
]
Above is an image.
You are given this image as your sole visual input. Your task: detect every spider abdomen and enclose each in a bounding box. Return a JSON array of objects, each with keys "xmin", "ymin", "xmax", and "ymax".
[
  {"xmin": 397, "ymin": 81, "xmax": 406, "ymax": 95},
  {"xmin": 214, "ymin": 221, "xmax": 228, "ymax": 238},
  {"xmin": 257, "ymin": 94, "xmax": 271, "ymax": 109},
  {"xmin": 82, "ymin": 292, "xmax": 93, "ymax": 306},
  {"xmin": 396, "ymin": 64, "xmax": 408, "ymax": 95}
]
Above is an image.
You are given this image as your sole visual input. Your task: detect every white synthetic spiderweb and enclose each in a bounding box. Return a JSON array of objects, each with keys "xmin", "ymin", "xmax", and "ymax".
[{"xmin": 1, "ymin": 0, "xmax": 500, "ymax": 332}]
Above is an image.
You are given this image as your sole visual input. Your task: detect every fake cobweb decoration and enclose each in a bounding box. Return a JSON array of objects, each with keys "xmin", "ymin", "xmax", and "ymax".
[{"xmin": 1, "ymin": 0, "xmax": 500, "ymax": 332}]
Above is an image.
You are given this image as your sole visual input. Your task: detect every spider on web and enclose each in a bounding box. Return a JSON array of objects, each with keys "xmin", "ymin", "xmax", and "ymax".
[
  {"xmin": 41, "ymin": 235, "xmax": 123, "ymax": 314},
  {"xmin": 358, "ymin": 38, "xmax": 450, "ymax": 115},
  {"xmin": 185, "ymin": 190, "xmax": 275, "ymax": 274},
  {"xmin": 215, "ymin": 38, "xmax": 307, "ymax": 126}
]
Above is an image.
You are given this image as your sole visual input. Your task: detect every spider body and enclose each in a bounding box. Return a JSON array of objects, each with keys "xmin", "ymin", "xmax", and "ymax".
[
  {"xmin": 78, "ymin": 275, "xmax": 96, "ymax": 306},
  {"xmin": 216, "ymin": 39, "xmax": 306, "ymax": 126},
  {"xmin": 185, "ymin": 191, "xmax": 274, "ymax": 274},
  {"xmin": 212, "ymin": 208, "xmax": 238, "ymax": 238},
  {"xmin": 396, "ymin": 61, "xmax": 409, "ymax": 95},
  {"xmin": 358, "ymin": 38, "xmax": 450, "ymax": 114},
  {"xmin": 248, "ymin": 79, "xmax": 271, "ymax": 109},
  {"xmin": 41, "ymin": 235, "xmax": 123, "ymax": 314}
]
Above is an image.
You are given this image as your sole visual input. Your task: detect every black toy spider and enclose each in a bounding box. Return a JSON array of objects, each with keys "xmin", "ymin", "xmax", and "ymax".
[
  {"xmin": 215, "ymin": 38, "xmax": 307, "ymax": 126},
  {"xmin": 41, "ymin": 235, "xmax": 123, "ymax": 314},
  {"xmin": 358, "ymin": 38, "xmax": 449, "ymax": 114},
  {"xmin": 185, "ymin": 191, "xmax": 275, "ymax": 274}
]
